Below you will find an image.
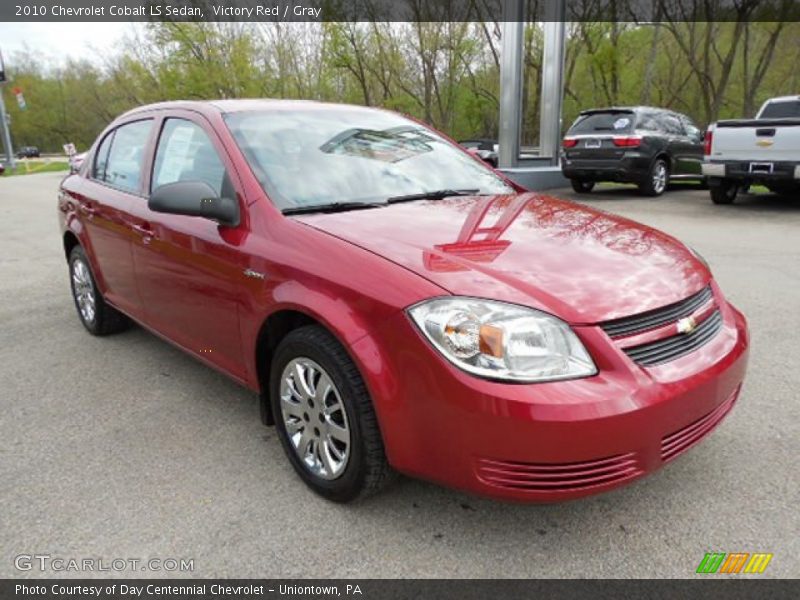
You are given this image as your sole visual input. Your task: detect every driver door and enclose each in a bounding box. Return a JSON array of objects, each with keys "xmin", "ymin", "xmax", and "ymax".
[{"xmin": 128, "ymin": 113, "xmax": 250, "ymax": 382}]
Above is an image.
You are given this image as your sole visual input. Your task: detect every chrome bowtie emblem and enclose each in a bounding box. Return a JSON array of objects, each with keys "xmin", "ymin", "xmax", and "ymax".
[{"xmin": 676, "ymin": 316, "xmax": 697, "ymax": 335}]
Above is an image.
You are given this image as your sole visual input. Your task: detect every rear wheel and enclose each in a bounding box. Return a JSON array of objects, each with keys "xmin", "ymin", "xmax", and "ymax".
[
  {"xmin": 270, "ymin": 325, "xmax": 394, "ymax": 502},
  {"xmin": 710, "ymin": 180, "xmax": 739, "ymax": 205},
  {"xmin": 570, "ymin": 179, "xmax": 595, "ymax": 194},
  {"xmin": 639, "ymin": 158, "xmax": 669, "ymax": 197},
  {"xmin": 68, "ymin": 246, "xmax": 128, "ymax": 335}
]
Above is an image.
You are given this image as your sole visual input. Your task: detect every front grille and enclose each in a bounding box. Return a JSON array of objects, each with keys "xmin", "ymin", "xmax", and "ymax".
[
  {"xmin": 475, "ymin": 453, "xmax": 642, "ymax": 492},
  {"xmin": 661, "ymin": 385, "xmax": 740, "ymax": 462},
  {"xmin": 623, "ymin": 310, "xmax": 723, "ymax": 367},
  {"xmin": 601, "ymin": 286, "xmax": 713, "ymax": 338}
]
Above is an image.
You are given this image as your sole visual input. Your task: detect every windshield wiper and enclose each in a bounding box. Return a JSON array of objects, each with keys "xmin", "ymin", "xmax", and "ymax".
[
  {"xmin": 386, "ymin": 189, "xmax": 481, "ymax": 204},
  {"xmin": 282, "ymin": 201, "xmax": 386, "ymax": 215}
]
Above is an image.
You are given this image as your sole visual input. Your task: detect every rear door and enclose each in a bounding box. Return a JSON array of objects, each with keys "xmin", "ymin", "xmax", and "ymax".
[
  {"xmin": 659, "ymin": 112, "xmax": 695, "ymax": 176},
  {"xmin": 128, "ymin": 112, "xmax": 249, "ymax": 381},
  {"xmin": 75, "ymin": 119, "xmax": 154, "ymax": 316},
  {"xmin": 677, "ymin": 113, "xmax": 705, "ymax": 176}
]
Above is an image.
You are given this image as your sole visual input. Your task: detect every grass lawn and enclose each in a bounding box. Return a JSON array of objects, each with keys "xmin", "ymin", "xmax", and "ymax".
[{"xmin": 1, "ymin": 160, "xmax": 70, "ymax": 177}]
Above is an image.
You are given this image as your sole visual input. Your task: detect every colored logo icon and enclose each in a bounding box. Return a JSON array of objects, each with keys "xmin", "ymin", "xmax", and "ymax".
[{"xmin": 696, "ymin": 552, "xmax": 773, "ymax": 574}]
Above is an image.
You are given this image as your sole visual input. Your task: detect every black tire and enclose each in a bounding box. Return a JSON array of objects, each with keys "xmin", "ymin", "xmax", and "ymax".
[
  {"xmin": 639, "ymin": 158, "xmax": 669, "ymax": 197},
  {"xmin": 68, "ymin": 245, "xmax": 128, "ymax": 335},
  {"xmin": 570, "ymin": 179, "xmax": 595, "ymax": 194},
  {"xmin": 710, "ymin": 181, "xmax": 738, "ymax": 205},
  {"xmin": 270, "ymin": 325, "xmax": 394, "ymax": 502}
]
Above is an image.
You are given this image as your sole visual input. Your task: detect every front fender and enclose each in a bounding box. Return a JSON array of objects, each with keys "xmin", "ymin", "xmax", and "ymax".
[{"xmin": 241, "ymin": 275, "xmax": 415, "ymax": 425}]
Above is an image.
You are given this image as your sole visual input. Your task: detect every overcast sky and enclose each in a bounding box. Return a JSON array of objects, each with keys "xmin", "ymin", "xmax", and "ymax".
[{"xmin": 0, "ymin": 23, "xmax": 137, "ymax": 65}]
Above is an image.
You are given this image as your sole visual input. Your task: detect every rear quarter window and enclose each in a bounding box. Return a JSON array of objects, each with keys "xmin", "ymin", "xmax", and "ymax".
[
  {"xmin": 569, "ymin": 112, "xmax": 634, "ymax": 134},
  {"xmin": 636, "ymin": 113, "xmax": 662, "ymax": 132},
  {"xmin": 759, "ymin": 100, "xmax": 800, "ymax": 119}
]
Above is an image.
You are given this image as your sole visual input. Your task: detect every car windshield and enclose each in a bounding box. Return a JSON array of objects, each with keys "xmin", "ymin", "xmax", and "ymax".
[
  {"xmin": 569, "ymin": 112, "xmax": 635, "ymax": 134},
  {"xmin": 224, "ymin": 107, "xmax": 513, "ymax": 210}
]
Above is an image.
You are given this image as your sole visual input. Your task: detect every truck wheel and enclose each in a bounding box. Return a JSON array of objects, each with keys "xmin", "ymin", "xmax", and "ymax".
[
  {"xmin": 639, "ymin": 158, "xmax": 669, "ymax": 197},
  {"xmin": 570, "ymin": 180, "xmax": 595, "ymax": 194},
  {"xmin": 710, "ymin": 181, "xmax": 738, "ymax": 205}
]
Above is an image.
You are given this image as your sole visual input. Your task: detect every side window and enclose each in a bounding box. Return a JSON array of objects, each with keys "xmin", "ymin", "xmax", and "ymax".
[
  {"xmin": 152, "ymin": 119, "xmax": 228, "ymax": 197},
  {"xmin": 680, "ymin": 116, "xmax": 702, "ymax": 139},
  {"xmin": 93, "ymin": 131, "xmax": 115, "ymax": 181},
  {"xmin": 103, "ymin": 120, "xmax": 153, "ymax": 193},
  {"xmin": 661, "ymin": 114, "xmax": 684, "ymax": 135},
  {"xmin": 637, "ymin": 113, "xmax": 661, "ymax": 132}
]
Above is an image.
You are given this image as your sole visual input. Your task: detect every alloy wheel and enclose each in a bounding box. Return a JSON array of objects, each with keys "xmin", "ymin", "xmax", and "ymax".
[
  {"xmin": 652, "ymin": 162, "xmax": 667, "ymax": 194},
  {"xmin": 71, "ymin": 258, "xmax": 96, "ymax": 324},
  {"xmin": 279, "ymin": 357, "xmax": 351, "ymax": 480}
]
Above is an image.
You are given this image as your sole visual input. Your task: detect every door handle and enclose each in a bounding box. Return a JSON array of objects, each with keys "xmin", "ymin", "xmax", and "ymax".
[
  {"xmin": 79, "ymin": 203, "xmax": 97, "ymax": 217},
  {"xmin": 131, "ymin": 223, "xmax": 157, "ymax": 243}
]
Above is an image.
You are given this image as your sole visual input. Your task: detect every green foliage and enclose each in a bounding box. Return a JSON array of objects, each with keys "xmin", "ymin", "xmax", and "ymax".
[
  {"xmin": 2, "ymin": 20, "xmax": 797, "ymax": 153},
  {"xmin": 1, "ymin": 161, "xmax": 69, "ymax": 177}
]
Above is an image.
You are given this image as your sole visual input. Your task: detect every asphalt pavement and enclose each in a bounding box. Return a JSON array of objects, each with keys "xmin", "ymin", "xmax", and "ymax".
[{"xmin": 1, "ymin": 174, "xmax": 798, "ymax": 578}]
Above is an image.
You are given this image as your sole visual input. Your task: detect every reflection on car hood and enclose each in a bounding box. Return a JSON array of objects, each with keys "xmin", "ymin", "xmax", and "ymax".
[{"xmin": 295, "ymin": 193, "xmax": 709, "ymax": 323}]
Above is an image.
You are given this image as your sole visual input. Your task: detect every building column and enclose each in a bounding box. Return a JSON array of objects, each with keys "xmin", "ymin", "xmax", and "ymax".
[
  {"xmin": 498, "ymin": 0, "xmax": 523, "ymax": 169},
  {"xmin": 539, "ymin": 5, "xmax": 567, "ymax": 164}
]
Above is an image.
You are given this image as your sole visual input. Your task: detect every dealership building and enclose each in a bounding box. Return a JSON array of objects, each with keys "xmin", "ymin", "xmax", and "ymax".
[{"xmin": 497, "ymin": 1, "xmax": 569, "ymax": 190}]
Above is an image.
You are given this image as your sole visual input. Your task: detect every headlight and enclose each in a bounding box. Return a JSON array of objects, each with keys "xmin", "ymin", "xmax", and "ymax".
[{"xmin": 408, "ymin": 297, "xmax": 597, "ymax": 382}]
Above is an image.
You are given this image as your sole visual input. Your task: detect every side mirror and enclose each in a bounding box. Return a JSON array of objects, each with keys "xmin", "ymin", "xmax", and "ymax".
[
  {"xmin": 690, "ymin": 128, "xmax": 705, "ymax": 142},
  {"xmin": 149, "ymin": 181, "xmax": 239, "ymax": 227},
  {"xmin": 466, "ymin": 147, "xmax": 498, "ymax": 168}
]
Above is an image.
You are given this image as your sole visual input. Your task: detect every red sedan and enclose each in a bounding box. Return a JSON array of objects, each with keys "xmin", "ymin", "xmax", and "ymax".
[{"xmin": 58, "ymin": 100, "xmax": 749, "ymax": 502}]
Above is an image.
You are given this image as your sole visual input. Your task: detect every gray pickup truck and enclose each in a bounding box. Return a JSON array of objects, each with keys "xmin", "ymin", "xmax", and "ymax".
[{"xmin": 702, "ymin": 96, "xmax": 800, "ymax": 204}]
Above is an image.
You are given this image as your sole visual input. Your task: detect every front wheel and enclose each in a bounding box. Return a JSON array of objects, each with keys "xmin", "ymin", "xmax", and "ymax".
[
  {"xmin": 68, "ymin": 246, "xmax": 128, "ymax": 335},
  {"xmin": 270, "ymin": 325, "xmax": 394, "ymax": 502},
  {"xmin": 639, "ymin": 158, "xmax": 669, "ymax": 197},
  {"xmin": 710, "ymin": 181, "xmax": 739, "ymax": 205},
  {"xmin": 570, "ymin": 179, "xmax": 595, "ymax": 194}
]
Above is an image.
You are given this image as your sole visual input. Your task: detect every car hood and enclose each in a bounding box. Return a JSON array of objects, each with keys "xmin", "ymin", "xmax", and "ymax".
[{"xmin": 294, "ymin": 193, "xmax": 709, "ymax": 324}]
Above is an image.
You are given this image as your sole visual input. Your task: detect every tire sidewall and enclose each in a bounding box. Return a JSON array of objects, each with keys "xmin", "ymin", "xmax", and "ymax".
[
  {"xmin": 643, "ymin": 158, "xmax": 668, "ymax": 196},
  {"xmin": 571, "ymin": 179, "xmax": 594, "ymax": 194},
  {"xmin": 270, "ymin": 334, "xmax": 369, "ymax": 501},
  {"xmin": 68, "ymin": 247, "xmax": 100, "ymax": 334},
  {"xmin": 711, "ymin": 181, "xmax": 738, "ymax": 204}
]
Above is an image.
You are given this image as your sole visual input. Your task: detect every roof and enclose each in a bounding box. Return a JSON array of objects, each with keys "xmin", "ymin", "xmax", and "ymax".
[
  {"xmin": 579, "ymin": 106, "xmax": 668, "ymax": 115},
  {"xmin": 763, "ymin": 95, "xmax": 800, "ymax": 103},
  {"xmin": 119, "ymin": 98, "xmax": 387, "ymax": 120}
]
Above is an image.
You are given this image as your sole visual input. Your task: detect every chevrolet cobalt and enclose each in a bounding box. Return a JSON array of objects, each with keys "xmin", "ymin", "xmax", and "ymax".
[{"xmin": 58, "ymin": 101, "xmax": 749, "ymax": 502}]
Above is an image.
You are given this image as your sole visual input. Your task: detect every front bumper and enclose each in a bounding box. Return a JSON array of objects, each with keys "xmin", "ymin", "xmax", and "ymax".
[{"xmin": 355, "ymin": 285, "xmax": 749, "ymax": 502}]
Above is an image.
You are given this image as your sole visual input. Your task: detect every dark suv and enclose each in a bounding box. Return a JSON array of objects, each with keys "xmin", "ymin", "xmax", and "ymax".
[
  {"xmin": 16, "ymin": 146, "xmax": 40, "ymax": 159},
  {"xmin": 561, "ymin": 107, "xmax": 705, "ymax": 196}
]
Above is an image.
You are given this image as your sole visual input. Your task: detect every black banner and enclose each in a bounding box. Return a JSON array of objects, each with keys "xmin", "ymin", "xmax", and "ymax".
[
  {"xmin": 3, "ymin": 579, "xmax": 800, "ymax": 600},
  {"xmin": 2, "ymin": 0, "xmax": 799, "ymax": 22}
]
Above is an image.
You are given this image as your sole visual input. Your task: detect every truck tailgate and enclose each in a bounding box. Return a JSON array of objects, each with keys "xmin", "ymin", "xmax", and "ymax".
[{"xmin": 712, "ymin": 119, "xmax": 800, "ymax": 162}]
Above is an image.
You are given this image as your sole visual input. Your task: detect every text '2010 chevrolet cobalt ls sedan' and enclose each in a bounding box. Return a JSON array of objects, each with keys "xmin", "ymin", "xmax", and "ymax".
[{"xmin": 58, "ymin": 100, "xmax": 749, "ymax": 502}]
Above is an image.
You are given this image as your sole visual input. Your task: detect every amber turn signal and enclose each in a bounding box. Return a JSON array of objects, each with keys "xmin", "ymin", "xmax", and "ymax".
[{"xmin": 479, "ymin": 324, "xmax": 504, "ymax": 358}]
